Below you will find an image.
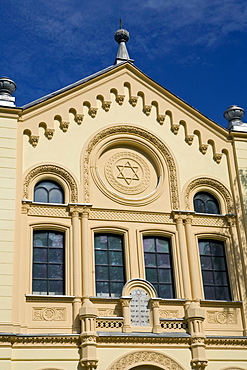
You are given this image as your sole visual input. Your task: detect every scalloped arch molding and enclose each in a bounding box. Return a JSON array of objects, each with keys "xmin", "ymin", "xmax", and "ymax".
[
  {"xmin": 21, "ymin": 76, "xmax": 227, "ymax": 164},
  {"xmin": 23, "ymin": 164, "xmax": 78, "ymax": 203}
]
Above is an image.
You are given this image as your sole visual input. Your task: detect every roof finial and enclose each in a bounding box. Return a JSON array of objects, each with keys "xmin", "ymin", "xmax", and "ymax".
[
  {"xmin": 120, "ymin": 19, "xmax": 122, "ymax": 29},
  {"xmin": 114, "ymin": 22, "xmax": 134, "ymax": 65}
]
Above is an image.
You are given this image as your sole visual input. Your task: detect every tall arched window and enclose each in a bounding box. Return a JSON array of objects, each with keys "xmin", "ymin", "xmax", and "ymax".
[
  {"xmin": 94, "ymin": 233, "xmax": 125, "ymax": 297},
  {"xmin": 199, "ymin": 239, "xmax": 231, "ymax": 301},
  {"xmin": 143, "ymin": 236, "xmax": 175, "ymax": 299},
  {"xmin": 34, "ymin": 180, "xmax": 64, "ymax": 203},
  {"xmin": 193, "ymin": 192, "xmax": 220, "ymax": 214},
  {"xmin": 32, "ymin": 230, "xmax": 65, "ymax": 295}
]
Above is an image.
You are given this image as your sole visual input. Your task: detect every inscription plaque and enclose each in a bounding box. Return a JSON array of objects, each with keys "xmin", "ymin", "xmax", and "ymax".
[{"xmin": 130, "ymin": 288, "xmax": 150, "ymax": 326}]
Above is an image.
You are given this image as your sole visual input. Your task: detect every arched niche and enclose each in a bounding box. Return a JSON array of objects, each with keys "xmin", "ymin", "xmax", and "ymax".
[
  {"xmin": 185, "ymin": 177, "xmax": 234, "ymax": 214},
  {"xmin": 23, "ymin": 164, "xmax": 78, "ymax": 203},
  {"xmin": 106, "ymin": 350, "xmax": 185, "ymax": 370}
]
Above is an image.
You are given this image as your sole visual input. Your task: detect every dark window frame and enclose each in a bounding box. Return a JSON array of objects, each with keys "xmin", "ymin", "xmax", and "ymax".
[
  {"xmin": 193, "ymin": 191, "xmax": 220, "ymax": 214},
  {"xmin": 198, "ymin": 239, "xmax": 232, "ymax": 301},
  {"xmin": 34, "ymin": 180, "xmax": 64, "ymax": 204},
  {"xmin": 94, "ymin": 233, "xmax": 126, "ymax": 298},
  {"xmin": 32, "ymin": 230, "xmax": 65, "ymax": 295},
  {"xmin": 143, "ymin": 235, "xmax": 175, "ymax": 299}
]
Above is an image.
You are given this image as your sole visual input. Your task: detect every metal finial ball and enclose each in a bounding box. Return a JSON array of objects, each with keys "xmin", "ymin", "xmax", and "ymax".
[
  {"xmin": 223, "ymin": 105, "xmax": 245, "ymax": 122},
  {"xmin": 114, "ymin": 29, "xmax": 130, "ymax": 44},
  {"xmin": 0, "ymin": 77, "xmax": 17, "ymax": 96}
]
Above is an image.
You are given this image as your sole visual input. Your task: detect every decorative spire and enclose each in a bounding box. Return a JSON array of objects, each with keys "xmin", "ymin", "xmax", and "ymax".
[
  {"xmin": 224, "ymin": 105, "xmax": 247, "ymax": 132},
  {"xmin": 0, "ymin": 77, "xmax": 17, "ymax": 107},
  {"xmin": 114, "ymin": 20, "xmax": 134, "ymax": 65}
]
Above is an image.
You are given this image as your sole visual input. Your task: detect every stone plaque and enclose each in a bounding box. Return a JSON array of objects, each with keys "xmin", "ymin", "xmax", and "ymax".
[{"xmin": 130, "ymin": 288, "xmax": 150, "ymax": 326}]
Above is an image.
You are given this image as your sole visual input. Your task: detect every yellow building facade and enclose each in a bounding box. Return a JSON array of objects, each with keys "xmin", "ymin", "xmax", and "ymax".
[{"xmin": 0, "ymin": 28, "xmax": 247, "ymax": 370}]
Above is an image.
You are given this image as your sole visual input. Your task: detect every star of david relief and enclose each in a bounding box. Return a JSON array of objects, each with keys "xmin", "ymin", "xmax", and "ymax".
[
  {"xmin": 116, "ymin": 161, "xmax": 140, "ymax": 185},
  {"xmin": 104, "ymin": 151, "xmax": 151, "ymax": 196}
]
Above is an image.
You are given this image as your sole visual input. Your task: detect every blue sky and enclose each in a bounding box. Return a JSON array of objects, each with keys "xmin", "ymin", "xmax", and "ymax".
[{"xmin": 1, "ymin": 0, "xmax": 247, "ymax": 128}]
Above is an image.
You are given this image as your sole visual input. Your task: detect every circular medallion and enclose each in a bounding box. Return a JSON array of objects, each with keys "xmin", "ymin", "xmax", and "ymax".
[
  {"xmin": 43, "ymin": 308, "xmax": 55, "ymax": 321},
  {"xmin": 105, "ymin": 152, "xmax": 150, "ymax": 195}
]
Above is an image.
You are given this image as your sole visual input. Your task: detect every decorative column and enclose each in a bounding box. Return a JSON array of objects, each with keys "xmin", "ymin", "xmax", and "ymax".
[
  {"xmin": 184, "ymin": 213, "xmax": 201, "ymax": 300},
  {"xmin": 185, "ymin": 300, "xmax": 208, "ymax": 370},
  {"xmin": 172, "ymin": 211, "xmax": 192, "ymax": 300},
  {"xmin": 150, "ymin": 298, "xmax": 162, "ymax": 333},
  {"xmin": 120, "ymin": 296, "xmax": 132, "ymax": 333},
  {"xmin": 81, "ymin": 205, "xmax": 92, "ymax": 298},
  {"xmin": 227, "ymin": 214, "xmax": 247, "ymax": 335},
  {"xmin": 79, "ymin": 298, "xmax": 98, "ymax": 370},
  {"xmin": 69, "ymin": 204, "xmax": 82, "ymax": 333}
]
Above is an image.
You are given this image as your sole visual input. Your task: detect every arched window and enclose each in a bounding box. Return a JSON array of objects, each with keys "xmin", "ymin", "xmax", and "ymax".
[
  {"xmin": 199, "ymin": 239, "xmax": 231, "ymax": 301},
  {"xmin": 34, "ymin": 180, "xmax": 64, "ymax": 203},
  {"xmin": 94, "ymin": 233, "xmax": 125, "ymax": 297},
  {"xmin": 193, "ymin": 192, "xmax": 220, "ymax": 214},
  {"xmin": 32, "ymin": 230, "xmax": 65, "ymax": 295},
  {"xmin": 143, "ymin": 236, "xmax": 175, "ymax": 299}
]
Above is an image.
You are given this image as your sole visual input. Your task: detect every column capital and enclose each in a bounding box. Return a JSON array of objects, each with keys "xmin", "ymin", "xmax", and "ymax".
[
  {"xmin": 68, "ymin": 203, "xmax": 93, "ymax": 217},
  {"xmin": 171, "ymin": 210, "xmax": 195, "ymax": 222}
]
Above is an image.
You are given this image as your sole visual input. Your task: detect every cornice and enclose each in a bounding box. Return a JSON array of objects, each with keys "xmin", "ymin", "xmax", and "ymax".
[{"xmin": 1, "ymin": 333, "xmax": 246, "ymax": 348}]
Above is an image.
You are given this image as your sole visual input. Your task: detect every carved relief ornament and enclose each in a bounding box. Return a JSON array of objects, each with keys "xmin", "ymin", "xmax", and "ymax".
[
  {"xmin": 23, "ymin": 164, "xmax": 78, "ymax": 202},
  {"xmin": 84, "ymin": 125, "xmax": 180, "ymax": 209},
  {"xmin": 185, "ymin": 177, "xmax": 234, "ymax": 214},
  {"xmin": 107, "ymin": 350, "xmax": 185, "ymax": 370}
]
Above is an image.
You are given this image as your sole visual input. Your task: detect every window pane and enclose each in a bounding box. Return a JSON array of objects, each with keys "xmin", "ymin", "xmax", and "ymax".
[
  {"xmin": 109, "ymin": 251, "xmax": 123, "ymax": 265},
  {"xmin": 215, "ymin": 286, "xmax": 231, "ymax": 301},
  {"xmin": 202, "ymin": 270, "xmax": 214, "ymax": 284},
  {"xmin": 49, "ymin": 188, "xmax": 63, "ymax": 203},
  {"xmin": 158, "ymin": 269, "xmax": 172, "ymax": 283},
  {"xmin": 33, "ymin": 264, "xmax": 47, "ymax": 278},
  {"xmin": 143, "ymin": 237, "xmax": 155, "ymax": 252},
  {"xmin": 200, "ymin": 256, "xmax": 212, "ymax": 269},
  {"xmin": 206, "ymin": 200, "xmax": 219, "ymax": 214},
  {"xmin": 159, "ymin": 284, "xmax": 173, "ymax": 299},
  {"xmin": 95, "ymin": 251, "xmax": 108, "ymax": 265},
  {"xmin": 146, "ymin": 268, "xmax": 158, "ymax": 282},
  {"xmin": 95, "ymin": 235, "xmax": 108, "ymax": 250},
  {"xmin": 49, "ymin": 233, "xmax": 63, "ymax": 248},
  {"xmin": 156, "ymin": 238, "xmax": 169, "ymax": 253},
  {"xmin": 33, "ymin": 280, "xmax": 47, "ymax": 294},
  {"xmin": 204, "ymin": 286, "xmax": 216, "ymax": 300},
  {"xmin": 33, "ymin": 248, "xmax": 48, "ymax": 263},
  {"xmin": 144, "ymin": 253, "xmax": 156, "ymax": 267},
  {"xmin": 212, "ymin": 256, "xmax": 226, "ymax": 270},
  {"xmin": 49, "ymin": 264, "xmax": 63, "ymax": 279},
  {"xmin": 96, "ymin": 266, "xmax": 108, "ymax": 281},
  {"xmin": 49, "ymin": 280, "xmax": 64, "ymax": 295},
  {"xmin": 214, "ymin": 271, "xmax": 228, "ymax": 285},
  {"xmin": 110, "ymin": 282, "xmax": 123, "ymax": 297},
  {"xmin": 96, "ymin": 282, "xmax": 109, "ymax": 297},
  {"xmin": 110, "ymin": 266, "xmax": 124, "ymax": 281},
  {"xmin": 199, "ymin": 241, "xmax": 210, "ymax": 255},
  {"xmin": 34, "ymin": 188, "xmax": 48, "ymax": 203},
  {"xmin": 33, "ymin": 232, "xmax": 47, "ymax": 247},
  {"xmin": 49, "ymin": 248, "xmax": 63, "ymax": 263},
  {"xmin": 211, "ymin": 242, "xmax": 224, "ymax": 256},
  {"xmin": 157, "ymin": 253, "xmax": 170, "ymax": 268},
  {"xmin": 194, "ymin": 199, "xmax": 205, "ymax": 213},
  {"xmin": 108, "ymin": 235, "xmax": 122, "ymax": 250}
]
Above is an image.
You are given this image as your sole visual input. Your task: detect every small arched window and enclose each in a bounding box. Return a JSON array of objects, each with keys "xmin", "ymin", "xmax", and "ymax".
[
  {"xmin": 193, "ymin": 192, "xmax": 220, "ymax": 214},
  {"xmin": 34, "ymin": 180, "xmax": 64, "ymax": 204}
]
